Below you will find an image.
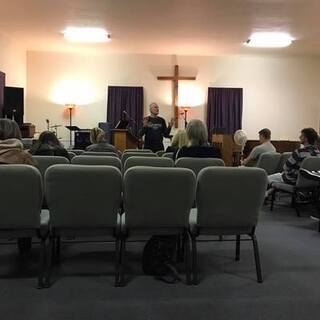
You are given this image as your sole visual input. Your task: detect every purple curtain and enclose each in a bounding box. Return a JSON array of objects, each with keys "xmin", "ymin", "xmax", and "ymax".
[
  {"xmin": 207, "ymin": 87, "xmax": 243, "ymax": 135},
  {"xmin": 0, "ymin": 71, "xmax": 5, "ymax": 118},
  {"xmin": 107, "ymin": 86, "xmax": 143, "ymax": 136}
]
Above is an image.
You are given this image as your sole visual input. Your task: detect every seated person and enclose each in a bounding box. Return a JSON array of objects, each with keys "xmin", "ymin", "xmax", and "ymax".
[
  {"xmin": 29, "ymin": 131, "xmax": 70, "ymax": 159},
  {"xmin": 0, "ymin": 119, "xmax": 37, "ymax": 166},
  {"xmin": 86, "ymin": 127, "xmax": 120, "ymax": 155},
  {"xmin": 0, "ymin": 119, "xmax": 36, "ymax": 253},
  {"xmin": 176, "ymin": 119, "xmax": 222, "ymax": 159},
  {"xmin": 241, "ymin": 128, "xmax": 276, "ymax": 166},
  {"xmin": 268, "ymin": 128, "xmax": 320, "ymax": 186},
  {"xmin": 166, "ymin": 129, "xmax": 188, "ymax": 156}
]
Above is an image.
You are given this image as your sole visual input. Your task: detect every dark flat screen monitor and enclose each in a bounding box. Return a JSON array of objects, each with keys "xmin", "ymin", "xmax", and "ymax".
[{"xmin": 115, "ymin": 120, "xmax": 129, "ymax": 129}]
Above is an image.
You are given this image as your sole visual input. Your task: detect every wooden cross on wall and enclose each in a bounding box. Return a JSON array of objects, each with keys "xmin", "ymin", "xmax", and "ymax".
[{"xmin": 157, "ymin": 65, "xmax": 196, "ymax": 128}]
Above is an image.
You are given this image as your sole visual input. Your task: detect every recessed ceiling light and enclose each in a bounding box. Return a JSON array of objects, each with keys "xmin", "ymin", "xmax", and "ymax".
[
  {"xmin": 245, "ymin": 32, "xmax": 293, "ymax": 48},
  {"xmin": 63, "ymin": 27, "xmax": 111, "ymax": 43}
]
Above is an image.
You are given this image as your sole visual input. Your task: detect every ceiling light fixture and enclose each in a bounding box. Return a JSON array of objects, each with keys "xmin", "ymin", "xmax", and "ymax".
[
  {"xmin": 63, "ymin": 27, "xmax": 111, "ymax": 43},
  {"xmin": 245, "ymin": 32, "xmax": 293, "ymax": 48}
]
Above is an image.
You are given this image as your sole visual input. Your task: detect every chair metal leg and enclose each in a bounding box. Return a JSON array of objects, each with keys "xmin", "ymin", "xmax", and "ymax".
[
  {"xmin": 115, "ymin": 236, "xmax": 122, "ymax": 287},
  {"xmin": 55, "ymin": 236, "xmax": 61, "ymax": 264},
  {"xmin": 44, "ymin": 235, "xmax": 54, "ymax": 288},
  {"xmin": 116, "ymin": 237, "xmax": 126, "ymax": 287},
  {"xmin": 270, "ymin": 189, "xmax": 276, "ymax": 211},
  {"xmin": 292, "ymin": 193, "xmax": 301, "ymax": 217},
  {"xmin": 251, "ymin": 234, "xmax": 263, "ymax": 283},
  {"xmin": 235, "ymin": 235, "xmax": 240, "ymax": 261},
  {"xmin": 184, "ymin": 231, "xmax": 192, "ymax": 285},
  {"xmin": 37, "ymin": 237, "xmax": 46, "ymax": 289},
  {"xmin": 191, "ymin": 234, "xmax": 198, "ymax": 285}
]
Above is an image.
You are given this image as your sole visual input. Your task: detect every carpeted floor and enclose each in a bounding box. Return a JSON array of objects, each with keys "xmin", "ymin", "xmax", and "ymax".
[{"xmin": 0, "ymin": 202, "xmax": 320, "ymax": 320}]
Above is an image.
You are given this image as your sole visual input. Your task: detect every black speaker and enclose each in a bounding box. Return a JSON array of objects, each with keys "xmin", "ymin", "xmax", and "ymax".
[
  {"xmin": 3, "ymin": 86, "xmax": 24, "ymax": 125},
  {"xmin": 74, "ymin": 130, "xmax": 91, "ymax": 150}
]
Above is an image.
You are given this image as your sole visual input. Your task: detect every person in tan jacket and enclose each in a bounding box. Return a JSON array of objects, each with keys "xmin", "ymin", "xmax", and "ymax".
[
  {"xmin": 0, "ymin": 118, "xmax": 37, "ymax": 254},
  {"xmin": 0, "ymin": 119, "xmax": 36, "ymax": 166}
]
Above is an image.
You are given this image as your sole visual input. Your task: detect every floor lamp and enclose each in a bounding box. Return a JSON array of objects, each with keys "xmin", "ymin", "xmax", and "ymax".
[
  {"xmin": 65, "ymin": 103, "xmax": 76, "ymax": 147},
  {"xmin": 180, "ymin": 107, "xmax": 191, "ymax": 129}
]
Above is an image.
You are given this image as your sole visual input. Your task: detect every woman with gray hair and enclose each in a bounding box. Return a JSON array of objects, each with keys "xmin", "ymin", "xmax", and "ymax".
[
  {"xmin": 0, "ymin": 119, "xmax": 36, "ymax": 165},
  {"xmin": 175, "ymin": 119, "xmax": 221, "ymax": 159}
]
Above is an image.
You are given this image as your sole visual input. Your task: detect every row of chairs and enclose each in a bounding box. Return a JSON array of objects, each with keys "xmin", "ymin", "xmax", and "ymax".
[
  {"xmin": 256, "ymin": 152, "xmax": 291, "ymax": 175},
  {"xmin": 33, "ymin": 155, "xmax": 225, "ymax": 178},
  {"xmin": 0, "ymin": 164, "xmax": 267, "ymax": 288}
]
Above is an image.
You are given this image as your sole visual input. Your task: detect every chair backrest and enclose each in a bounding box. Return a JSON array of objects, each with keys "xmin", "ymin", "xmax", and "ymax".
[
  {"xmin": 156, "ymin": 150, "xmax": 166, "ymax": 157},
  {"xmin": 256, "ymin": 152, "xmax": 281, "ymax": 175},
  {"xmin": 71, "ymin": 149, "xmax": 85, "ymax": 155},
  {"xmin": 123, "ymin": 149, "xmax": 152, "ymax": 153},
  {"xmin": 71, "ymin": 155, "xmax": 121, "ymax": 170},
  {"xmin": 296, "ymin": 157, "xmax": 320, "ymax": 188},
  {"xmin": 45, "ymin": 165, "xmax": 122, "ymax": 228},
  {"xmin": 124, "ymin": 167, "xmax": 196, "ymax": 228},
  {"xmin": 83, "ymin": 151, "xmax": 119, "ymax": 157},
  {"xmin": 121, "ymin": 152, "xmax": 157, "ymax": 166},
  {"xmin": 196, "ymin": 167, "xmax": 267, "ymax": 229},
  {"xmin": 277, "ymin": 152, "xmax": 292, "ymax": 172},
  {"xmin": 33, "ymin": 155, "xmax": 70, "ymax": 179},
  {"xmin": 68, "ymin": 152, "xmax": 76, "ymax": 159},
  {"xmin": 123, "ymin": 156, "xmax": 174, "ymax": 172},
  {"xmin": 162, "ymin": 152, "xmax": 174, "ymax": 160},
  {"xmin": 0, "ymin": 165, "xmax": 42, "ymax": 228},
  {"xmin": 175, "ymin": 157, "xmax": 225, "ymax": 176}
]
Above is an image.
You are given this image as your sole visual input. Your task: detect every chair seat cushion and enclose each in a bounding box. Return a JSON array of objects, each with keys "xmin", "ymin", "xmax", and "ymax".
[
  {"xmin": 53, "ymin": 213, "xmax": 122, "ymax": 237},
  {"xmin": 189, "ymin": 208, "xmax": 254, "ymax": 236},
  {"xmin": 121, "ymin": 213, "xmax": 185, "ymax": 236}
]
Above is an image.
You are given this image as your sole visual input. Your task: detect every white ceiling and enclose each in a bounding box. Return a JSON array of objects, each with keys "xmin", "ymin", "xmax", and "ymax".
[{"xmin": 0, "ymin": 0, "xmax": 320, "ymax": 56}]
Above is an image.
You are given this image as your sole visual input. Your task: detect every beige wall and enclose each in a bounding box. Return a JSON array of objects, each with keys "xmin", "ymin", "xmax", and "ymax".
[
  {"xmin": 0, "ymin": 33, "xmax": 27, "ymax": 119},
  {"xmin": 0, "ymin": 33, "xmax": 27, "ymax": 87},
  {"xmin": 26, "ymin": 51, "xmax": 320, "ymax": 146}
]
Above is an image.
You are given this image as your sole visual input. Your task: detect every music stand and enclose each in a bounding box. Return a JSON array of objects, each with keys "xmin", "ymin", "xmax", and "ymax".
[{"xmin": 66, "ymin": 126, "xmax": 81, "ymax": 147}]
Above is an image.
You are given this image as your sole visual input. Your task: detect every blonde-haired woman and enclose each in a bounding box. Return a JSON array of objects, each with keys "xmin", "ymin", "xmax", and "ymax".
[
  {"xmin": 166, "ymin": 129, "xmax": 188, "ymax": 157},
  {"xmin": 175, "ymin": 119, "xmax": 221, "ymax": 159},
  {"xmin": 85, "ymin": 127, "xmax": 120, "ymax": 154}
]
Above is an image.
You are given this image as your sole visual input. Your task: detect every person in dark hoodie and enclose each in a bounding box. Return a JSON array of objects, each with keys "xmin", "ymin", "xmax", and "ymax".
[{"xmin": 29, "ymin": 131, "xmax": 70, "ymax": 159}]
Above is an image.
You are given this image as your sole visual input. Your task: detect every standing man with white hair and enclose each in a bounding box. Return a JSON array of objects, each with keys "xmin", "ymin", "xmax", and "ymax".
[{"xmin": 139, "ymin": 103, "xmax": 174, "ymax": 152}]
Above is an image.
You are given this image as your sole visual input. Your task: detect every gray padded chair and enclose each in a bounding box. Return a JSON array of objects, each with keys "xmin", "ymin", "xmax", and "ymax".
[
  {"xmin": 123, "ymin": 156, "xmax": 174, "ymax": 172},
  {"xmin": 0, "ymin": 165, "xmax": 48, "ymax": 288},
  {"xmin": 156, "ymin": 150, "xmax": 166, "ymax": 157},
  {"xmin": 45, "ymin": 164, "xmax": 122, "ymax": 286},
  {"xmin": 121, "ymin": 152, "xmax": 157, "ymax": 166},
  {"xmin": 68, "ymin": 152, "xmax": 76, "ymax": 159},
  {"xmin": 71, "ymin": 155, "xmax": 122, "ymax": 170},
  {"xmin": 123, "ymin": 149, "xmax": 152, "ymax": 153},
  {"xmin": 162, "ymin": 152, "xmax": 174, "ymax": 160},
  {"xmin": 121, "ymin": 167, "xmax": 196, "ymax": 285},
  {"xmin": 190, "ymin": 167, "xmax": 267, "ymax": 284},
  {"xmin": 270, "ymin": 157, "xmax": 320, "ymax": 216},
  {"xmin": 33, "ymin": 156, "xmax": 70, "ymax": 180},
  {"xmin": 83, "ymin": 151, "xmax": 119, "ymax": 157},
  {"xmin": 256, "ymin": 152, "xmax": 281, "ymax": 175},
  {"xmin": 175, "ymin": 157, "xmax": 225, "ymax": 176},
  {"xmin": 277, "ymin": 152, "xmax": 292, "ymax": 173},
  {"xmin": 70, "ymin": 149, "xmax": 85, "ymax": 155}
]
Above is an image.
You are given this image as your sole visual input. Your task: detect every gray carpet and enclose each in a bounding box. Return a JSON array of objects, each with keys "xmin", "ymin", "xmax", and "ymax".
[{"xmin": 0, "ymin": 203, "xmax": 320, "ymax": 320}]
